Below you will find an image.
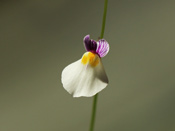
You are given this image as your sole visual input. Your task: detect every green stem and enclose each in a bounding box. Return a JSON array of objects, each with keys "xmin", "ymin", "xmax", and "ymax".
[
  {"xmin": 100, "ymin": 0, "xmax": 108, "ymax": 39},
  {"xmin": 89, "ymin": 94, "xmax": 98, "ymax": 131},
  {"xmin": 89, "ymin": 1, "xmax": 108, "ymax": 131}
]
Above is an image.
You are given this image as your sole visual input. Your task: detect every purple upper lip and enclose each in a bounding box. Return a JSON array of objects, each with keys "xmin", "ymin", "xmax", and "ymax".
[{"xmin": 83, "ymin": 35, "xmax": 109, "ymax": 58}]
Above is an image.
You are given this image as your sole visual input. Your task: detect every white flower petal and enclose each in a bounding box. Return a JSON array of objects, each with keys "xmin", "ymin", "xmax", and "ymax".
[{"xmin": 61, "ymin": 52, "xmax": 108, "ymax": 97}]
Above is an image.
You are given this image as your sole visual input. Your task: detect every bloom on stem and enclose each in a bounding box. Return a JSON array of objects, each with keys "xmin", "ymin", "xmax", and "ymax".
[{"xmin": 61, "ymin": 35, "xmax": 109, "ymax": 97}]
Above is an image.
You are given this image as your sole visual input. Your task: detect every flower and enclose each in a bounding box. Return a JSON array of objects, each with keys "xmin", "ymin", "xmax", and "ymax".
[{"xmin": 61, "ymin": 35, "xmax": 109, "ymax": 97}]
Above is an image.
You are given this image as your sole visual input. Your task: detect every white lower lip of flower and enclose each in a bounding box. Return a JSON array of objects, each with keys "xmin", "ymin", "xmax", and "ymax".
[{"xmin": 61, "ymin": 53, "xmax": 108, "ymax": 97}]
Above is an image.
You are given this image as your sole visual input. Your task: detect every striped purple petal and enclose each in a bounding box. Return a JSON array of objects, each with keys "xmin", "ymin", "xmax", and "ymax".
[
  {"xmin": 96, "ymin": 39, "xmax": 109, "ymax": 57},
  {"xmin": 83, "ymin": 35, "xmax": 97, "ymax": 53}
]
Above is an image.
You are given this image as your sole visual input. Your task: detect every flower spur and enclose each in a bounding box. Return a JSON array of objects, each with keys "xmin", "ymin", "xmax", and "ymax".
[{"xmin": 61, "ymin": 35, "xmax": 109, "ymax": 97}]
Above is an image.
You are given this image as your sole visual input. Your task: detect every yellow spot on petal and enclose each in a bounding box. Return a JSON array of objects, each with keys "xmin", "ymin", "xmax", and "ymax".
[
  {"xmin": 81, "ymin": 53, "xmax": 88, "ymax": 64},
  {"xmin": 81, "ymin": 52, "xmax": 100, "ymax": 67}
]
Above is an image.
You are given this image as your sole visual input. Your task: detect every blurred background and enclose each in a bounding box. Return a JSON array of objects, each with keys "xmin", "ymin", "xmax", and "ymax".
[{"xmin": 0, "ymin": 0, "xmax": 175, "ymax": 131}]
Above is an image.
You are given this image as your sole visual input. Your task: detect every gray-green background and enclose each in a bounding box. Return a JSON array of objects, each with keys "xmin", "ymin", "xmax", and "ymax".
[{"xmin": 0, "ymin": 0, "xmax": 175, "ymax": 131}]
